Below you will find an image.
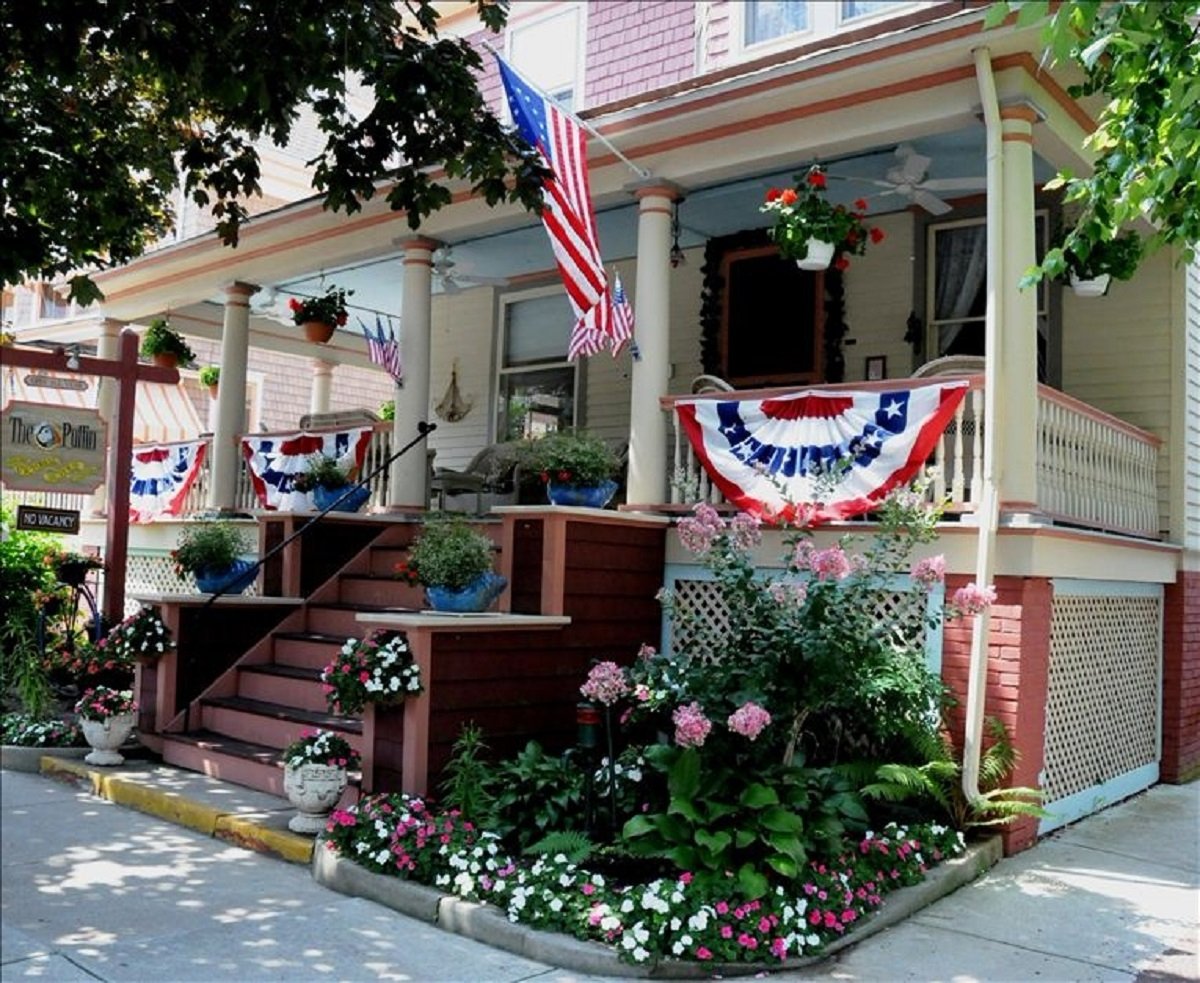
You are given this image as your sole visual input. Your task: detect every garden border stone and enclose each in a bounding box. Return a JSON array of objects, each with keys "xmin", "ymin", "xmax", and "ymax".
[{"xmin": 311, "ymin": 834, "xmax": 1003, "ymax": 978}]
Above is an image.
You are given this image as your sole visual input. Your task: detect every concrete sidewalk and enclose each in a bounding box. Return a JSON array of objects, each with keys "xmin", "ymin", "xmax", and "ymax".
[{"xmin": 2, "ymin": 755, "xmax": 1196, "ymax": 982}]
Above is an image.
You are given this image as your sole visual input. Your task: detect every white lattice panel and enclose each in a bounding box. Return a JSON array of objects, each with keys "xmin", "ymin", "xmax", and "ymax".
[
  {"xmin": 120, "ymin": 554, "xmax": 258, "ymax": 616},
  {"xmin": 1042, "ymin": 591, "xmax": 1161, "ymax": 805},
  {"xmin": 668, "ymin": 578, "xmax": 929, "ymax": 662}
]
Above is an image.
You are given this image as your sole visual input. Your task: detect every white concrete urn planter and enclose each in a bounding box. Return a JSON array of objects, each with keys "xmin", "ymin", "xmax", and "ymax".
[
  {"xmin": 796, "ymin": 238, "xmax": 836, "ymax": 271},
  {"xmin": 284, "ymin": 763, "xmax": 348, "ymax": 833},
  {"xmin": 1069, "ymin": 272, "xmax": 1111, "ymax": 297},
  {"xmin": 80, "ymin": 713, "xmax": 136, "ymax": 766}
]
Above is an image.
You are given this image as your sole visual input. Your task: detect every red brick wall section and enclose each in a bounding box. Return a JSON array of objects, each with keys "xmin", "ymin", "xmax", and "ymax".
[
  {"xmin": 941, "ymin": 575, "xmax": 1052, "ymax": 856},
  {"xmin": 1162, "ymin": 569, "xmax": 1200, "ymax": 783}
]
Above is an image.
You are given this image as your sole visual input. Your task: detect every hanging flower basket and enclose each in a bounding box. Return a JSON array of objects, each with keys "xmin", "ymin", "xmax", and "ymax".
[
  {"xmin": 289, "ymin": 286, "xmax": 352, "ymax": 344},
  {"xmin": 761, "ymin": 166, "xmax": 884, "ymax": 272},
  {"xmin": 302, "ymin": 321, "xmax": 336, "ymax": 344}
]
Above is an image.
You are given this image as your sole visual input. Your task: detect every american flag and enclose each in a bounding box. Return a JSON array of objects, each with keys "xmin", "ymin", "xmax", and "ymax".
[
  {"xmin": 496, "ymin": 56, "xmax": 610, "ymax": 360},
  {"xmin": 361, "ymin": 315, "xmax": 403, "ymax": 384},
  {"xmin": 609, "ymin": 269, "xmax": 635, "ymax": 356}
]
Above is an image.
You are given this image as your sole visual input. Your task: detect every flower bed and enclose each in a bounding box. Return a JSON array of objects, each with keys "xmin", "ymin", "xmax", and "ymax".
[{"xmin": 322, "ymin": 793, "xmax": 964, "ymax": 967}]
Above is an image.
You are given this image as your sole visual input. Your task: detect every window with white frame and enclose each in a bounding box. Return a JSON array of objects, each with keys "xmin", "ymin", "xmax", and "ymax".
[
  {"xmin": 927, "ymin": 213, "xmax": 1051, "ymax": 373},
  {"xmin": 737, "ymin": 1, "xmax": 929, "ymax": 54},
  {"xmin": 497, "ymin": 291, "xmax": 579, "ymax": 442},
  {"xmin": 506, "ymin": 4, "xmax": 585, "ymax": 111}
]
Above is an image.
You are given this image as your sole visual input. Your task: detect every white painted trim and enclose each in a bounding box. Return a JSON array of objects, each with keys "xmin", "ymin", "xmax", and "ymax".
[
  {"xmin": 504, "ymin": 1, "xmax": 587, "ymax": 111},
  {"xmin": 730, "ymin": 1, "xmax": 935, "ymax": 63},
  {"xmin": 1037, "ymin": 761, "xmax": 1159, "ymax": 836}
]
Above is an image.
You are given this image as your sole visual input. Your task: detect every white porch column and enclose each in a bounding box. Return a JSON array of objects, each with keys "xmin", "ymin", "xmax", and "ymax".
[
  {"xmin": 388, "ymin": 237, "xmax": 437, "ymax": 510},
  {"xmin": 89, "ymin": 318, "xmax": 124, "ymax": 516},
  {"xmin": 997, "ymin": 104, "xmax": 1041, "ymax": 513},
  {"xmin": 626, "ymin": 183, "xmax": 680, "ymax": 508},
  {"xmin": 309, "ymin": 358, "xmax": 334, "ymax": 415},
  {"xmin": 208, "ymin": 281, "xmax": 257, "ymax": 511}
]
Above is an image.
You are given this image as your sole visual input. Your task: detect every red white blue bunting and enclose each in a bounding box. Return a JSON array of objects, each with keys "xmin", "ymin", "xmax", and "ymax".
[
  {"xmin": 675, "ymin": 382, "xmax": 969, "ymax": 523},
  {"xmin": 240, "ymin": 428, "xmax": 373, "ymax": 511},
  {"xmin": 129, "ymin": 440, "xmax": 208, "ymax": 523}
]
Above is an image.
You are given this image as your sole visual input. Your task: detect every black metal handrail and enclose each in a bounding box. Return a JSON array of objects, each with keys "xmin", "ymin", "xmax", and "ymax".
[{"xmin": 201, "ymin": 420, "xmax": 437, "ymax": 609}]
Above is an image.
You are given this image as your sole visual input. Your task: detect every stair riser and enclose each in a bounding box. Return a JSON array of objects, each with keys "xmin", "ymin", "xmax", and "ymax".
[
  {"xmin": 368, "ymin": 548, "xmax": 410, "ymax": 578},
  {"xmin": 273, "ymin": 636, "xmax": 346, "ymax": 671},
  {"xmin": 238, "ymin": 672, "xmax": 330, "ymax": 713},
  {"xmin": 339, "ymin": 578, "xmax": 422, "ymax": 608},
  {"xmin": 306, "ymin": 607, "xmax": 377, "ymax": 638},
  {"xmin": 201, "ymin": 705, "xmax": 364, "ymax": 755}
]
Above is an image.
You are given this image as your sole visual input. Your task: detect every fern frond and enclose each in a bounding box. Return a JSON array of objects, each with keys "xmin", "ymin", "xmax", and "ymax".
[{"xmin": 523, "ymin": 830, "xmax": 595, "ymax": 863}]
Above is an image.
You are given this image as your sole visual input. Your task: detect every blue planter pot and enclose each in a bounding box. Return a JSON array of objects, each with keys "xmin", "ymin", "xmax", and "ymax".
[
  {"xmin": 195, "ymin": 557, "xmax": 258, "ymax": 595},
  {"xmin": 546, "ymin": 480, "xmax": 618, "ymax": 509},
  {"xmin": 425, "ymin": 572, "xmax": 508, "ymax": 613},
  {"xmin": 313, "ymin": 484, "xmax": 370, "ymax": 513}
]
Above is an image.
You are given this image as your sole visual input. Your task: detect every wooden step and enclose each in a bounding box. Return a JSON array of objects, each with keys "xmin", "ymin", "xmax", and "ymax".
[
  {"xmin": 367, "ymin": 546, "xmax": 411, "ymax": 578},
  {"xmin": 271, "ymin": 631, "xmax": 347, "ymax": 671},
  {"xmin": 337, "ymin": 574, "xmax": 423, "ymax": 609},
  {"xmin": 238, "ymin": 664, "xmax": 328, "ymax": 712},
  {"xmin": 305, "ymin": 602, "xmax": 418, "ymax": 637},
  {"xmin": 199, "ymin": 695, "xmax": 362, "ymax": 753}
]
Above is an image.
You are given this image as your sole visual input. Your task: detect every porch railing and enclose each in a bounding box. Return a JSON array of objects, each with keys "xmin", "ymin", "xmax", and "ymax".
[{"xmin": 661, "ymin": 375, "xmax": 1161, "ymax": 539}]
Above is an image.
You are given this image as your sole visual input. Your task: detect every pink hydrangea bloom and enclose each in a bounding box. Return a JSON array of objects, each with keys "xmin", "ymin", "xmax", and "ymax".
[
  {"xmin": 580, "ymin": 661, "xmax": 629, "ymax": 705},
  {"xmin": 672, "ymin": 701, "xmax": 712, "ymax": 748},
  {"xmin": 809, "ymin": 545, "xmax": 852, "ymax": 581},
  {"xmin": 677, "ymin": 503, "xmax": 725, "ymax": 554},
  {"xmin": 727, "ymin": 701, "xmax": 772, "ymax": 741},
  {"xmin": 912, "ymin": 555, "xmax": 946, "ymax": 589},
  {"xmin": 953, "ymin": 582, "xmax": 997, "ymax": 616}
]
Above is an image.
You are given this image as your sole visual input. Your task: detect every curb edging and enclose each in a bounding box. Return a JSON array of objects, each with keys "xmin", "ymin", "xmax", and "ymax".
[{"xmin": 311, "ymin": 835, "xmax": 1003, "ymax": 978}]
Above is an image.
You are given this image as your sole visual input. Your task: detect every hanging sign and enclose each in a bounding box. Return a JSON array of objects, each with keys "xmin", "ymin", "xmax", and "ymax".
[
  {"xmin": 0, "ymin": 401, "xmax": 108, "ymax": 493},
  {"xmin": 16, "ymin": 505, "xmax": 81, "ymax": 534},
  {"xmin": 24, "ymin": 374, "xmax": 90, "ymax": 392}
]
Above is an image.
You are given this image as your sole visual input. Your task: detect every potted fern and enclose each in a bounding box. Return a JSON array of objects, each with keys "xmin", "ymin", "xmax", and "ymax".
[
  {"xmin": 199, "ymin": 365, "xmax": 220, "ymax": 396},
  {"xmin": 139, "ymin": 319, "xmax": 195, "ymax": 369}
]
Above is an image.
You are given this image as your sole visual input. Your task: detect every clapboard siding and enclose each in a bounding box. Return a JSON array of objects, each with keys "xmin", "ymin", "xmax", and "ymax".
[
  {"xmin": 1185, "ymin": 260, "xmax": 1200, "ymax": 551},
  {"xmin": 1062, "ymin": 249, "xmax": 1175, "ymax": 533},
  {"xmin": 843, "ymin": 212, "xmax": 918, "ymax": 380},
  {"xmin": 428, "ymin": 288, "xmax": 496, "ymax": 471}
]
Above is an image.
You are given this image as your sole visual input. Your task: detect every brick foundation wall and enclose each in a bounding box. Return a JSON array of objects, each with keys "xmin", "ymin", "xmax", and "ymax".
[
  {"xmin": 941, "ymin": 575, "xmax": 1052, "ymax": 855},
  {"xmin": 1162, "ymin": 569, "xmax": 1200, "ymax": 783}
]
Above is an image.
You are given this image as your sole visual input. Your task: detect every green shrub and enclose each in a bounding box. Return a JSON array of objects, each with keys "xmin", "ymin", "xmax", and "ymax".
[{"xmin": 406, "ymin": 514, "xmax": 494, "ymax": 590}]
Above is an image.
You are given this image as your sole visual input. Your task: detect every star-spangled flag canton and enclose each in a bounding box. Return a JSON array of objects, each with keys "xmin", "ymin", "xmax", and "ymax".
[
  {"xmin": 361, "ymin": 316, "xmax": 403, "ymax": 383},
  {"xmin": 609, "ymin": 269, "xmax": 634, "ymax": 357},
  {"xmin": 240, "ymin": 428, "xmax": 373, "ymax": 511},
  {"xmin": 496, "ymin": 56, "xmax": 612, "ymax": 360},
  {"xmin": 675, "ymin": 382, "xmax": 970, "ymax": 523},
  {"xmin": 129, "ymin": 440, "xmax": 208, "ymax": 523}
]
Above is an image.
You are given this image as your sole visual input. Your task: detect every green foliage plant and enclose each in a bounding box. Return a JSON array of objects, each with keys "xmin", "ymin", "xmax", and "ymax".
[
  {"xmin": 293, "ymin": 453, "xmax": 352, "ymax": 492},
  {"xmin": 406, "ymin": 514, "xmax": 495, "ymax": 590},
  {"xmin": 858, "ymin": 716, "xmax": 1046, "ymax": 830},
  {"xmin": 198, "ymin": 365, "xmax": 220, "ymax": 387},
  {"xmin": 171, "ymin": 521, "xmax": 251, "ymax": 577},
  {"xmin": 483, "ymin": 740, "xmax": 588, "ymax": 852},
  {"xmin": 4, "ymin": 1, "xmax": 551, "ymax": 303},
  {"xmin": 288, "ymin": 286, "xmax": 351, "ymax": 327},
  {"xmin": 987, "ymin": 1, "xmax": 1200, "ymax": 280},
  {"xmin": 1060, "ymin": 230, "xmax": 1143, "ymax": 283},
  {"xmin": 439, "ymin": 722, "xmax": 495, "ymax": 824},
  {"xmin": 0, "ymin": 507, "xmax": 60, "ymax": 715},
  {"xmin": 1, "ymin": 711, "xmax": 83, "ymax": 747},
  {"xmin": 378, "ymin": 400, "xmax": 395, "ymax": 421},
  {"xmin": 139, "ymin": 319, "xmax": 195, "ymax": 364},
  {"xmin": 518, "ymin": 429, "xmax": 620, "ymax": 487}
]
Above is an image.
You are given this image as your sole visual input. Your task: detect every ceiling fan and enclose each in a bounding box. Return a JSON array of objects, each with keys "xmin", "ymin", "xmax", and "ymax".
[
  {"xmin": 834, "ymin": 144, "xmax": 986, "ymax": 215},
  {"xmin": 432, "ymin": 247, "xmax": 509, "ymax": 295}
]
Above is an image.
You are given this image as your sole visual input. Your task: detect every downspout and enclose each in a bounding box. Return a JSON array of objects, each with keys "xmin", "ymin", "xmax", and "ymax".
[{"xmin": 963, "ymin": 47, "xmax": 1002, "ymax": 805}]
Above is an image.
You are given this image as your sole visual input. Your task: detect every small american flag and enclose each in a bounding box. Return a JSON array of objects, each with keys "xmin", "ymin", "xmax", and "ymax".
[
  {"xmin": 609, "ymin": 269, "xmax": 634, "ymax": 356},
  {"xmin": 361, "ymin": 315, "xmax": 403, "ymax": 384},
  {"xmin": 496, "ymin": 55, "xmax": 610, "ymax": 361}
]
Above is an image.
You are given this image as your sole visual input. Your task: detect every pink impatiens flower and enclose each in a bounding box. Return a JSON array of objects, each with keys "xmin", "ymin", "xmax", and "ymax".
[
  {"xmin": 727, "ymin": 701, "xmax": 772, "ymax": 741},
  {"xmin": 672, "ymin": 701, "xmax": 712, "ymax": 748}
]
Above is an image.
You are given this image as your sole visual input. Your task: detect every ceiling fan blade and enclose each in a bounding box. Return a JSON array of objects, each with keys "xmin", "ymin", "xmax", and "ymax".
[
  {"xmin": 827, "ymin": 174, "xmax": 895, "ymax": 189},
  {"xmin": 438, "ymin": 277, "xmax": 462, "ymax": 296},
  {"xmin": 895, "ymin": 145, "xmax": 932, "ymax": 184},
  {"xmin": 458, "ymin": 274, "xmax": 510, "ymax": 286},
  {"xmin": 920, "ymin": 177, "xmax": 987, "ymax": 192},
  {"xmin": 911, "ymin": 189, "xmax": 953, "ymax": 215}
]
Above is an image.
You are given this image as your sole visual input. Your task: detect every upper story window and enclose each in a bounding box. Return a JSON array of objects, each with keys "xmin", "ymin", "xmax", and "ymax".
[
  {"xmin": 736, "ymin": 1, "xmax": 929, "ymax": 55},
  {"xmin": 506, "ymin": 4, "xmax": 585, "ymax": 111}
]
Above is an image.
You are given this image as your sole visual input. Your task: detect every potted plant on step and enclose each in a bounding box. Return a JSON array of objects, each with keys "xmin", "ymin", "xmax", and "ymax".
[
  {"xmin": 139, "ymin": 319, "xmax": 196, "ymax": 369},
  {"xmin": 761, "ymin": 165, "xmax": 884, "ymax": 271},
  {"xmin": 282, "ymin": 729, "xmax": 361, "ymax": 833},
  {"xmin": 289, "ymin": 286, "xmax": 351, "ymax": 343},
  {"xmin": 400, "ymin": 514, "xmax": 506, "ymax": 613},
  {"xmin": 74, "ymin": 686, "xmax": 138, "ymax": 765},
  {"xmin": 518, "ymin": 429, "xmax": 622, "ymax": 508},
  {"xmin": 171, "ymin": 521, "xmax": 257, "ymax": 594},
  {"xmin": 321, "ymin": 630, "xmax": 422, "ymax": 716},
  {"xmin": 199, "ymin": 365, "xmax": 220, "ymax": 396},
  {"xmin": 293, "ymin": 453, "xmax": 370, "ymax": 512}
]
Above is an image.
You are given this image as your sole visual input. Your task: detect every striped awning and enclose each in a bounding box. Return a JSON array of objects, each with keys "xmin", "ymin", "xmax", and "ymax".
[{"xmin": 2, "ymin": 365, "xmax": 204, "ymax": 444}]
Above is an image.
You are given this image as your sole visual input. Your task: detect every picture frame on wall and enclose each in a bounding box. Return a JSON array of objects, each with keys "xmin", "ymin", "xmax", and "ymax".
[{"xmin": 865, "ymin": 355, "xmax": 886, "ymax": 381}]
